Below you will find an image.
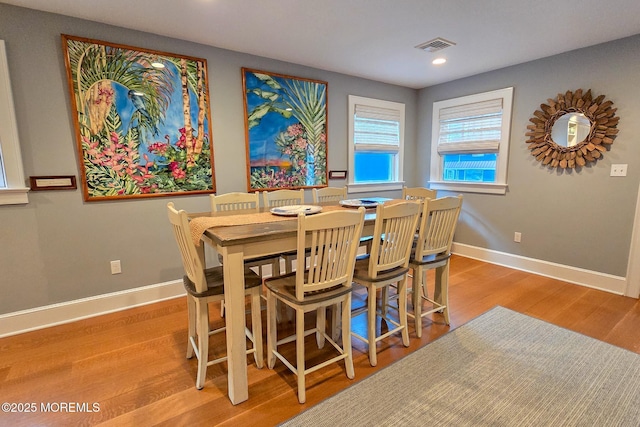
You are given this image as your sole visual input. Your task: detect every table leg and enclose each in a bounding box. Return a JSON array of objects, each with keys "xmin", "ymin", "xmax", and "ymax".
[{"xmin": 220, "ymin": 245, "xmax": 249, "ymax": 404}]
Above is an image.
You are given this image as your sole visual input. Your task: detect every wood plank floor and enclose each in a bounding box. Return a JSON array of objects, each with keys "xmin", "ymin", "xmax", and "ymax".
[{"xmin": 2, "ymin": 255, "xmax": 639, "ymax": 426}]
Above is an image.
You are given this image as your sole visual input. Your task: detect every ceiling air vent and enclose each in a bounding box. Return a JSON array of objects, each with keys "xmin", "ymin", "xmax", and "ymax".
[{"xmin": 415, "ymin": 38, "xmax": 456, "ymax": 53}]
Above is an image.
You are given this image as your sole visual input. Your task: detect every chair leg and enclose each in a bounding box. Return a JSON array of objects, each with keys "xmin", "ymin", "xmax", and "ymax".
[
  {"xmin": 220, "ymin": 300, "xmax": 225, "ymax": 318},
  {"xmin": 266, "ymin": 290, "xmax": 277, "ymax": 369},
  {"xmin": 272, "ymin": 258, "xmax": 281, "ymax": 277},
  {"xmin": 413, "ymin": 266, "xmax": 424, "ymax": 338},
  {"xmin": 367, "ymin": 285, "xmax": 378, "ymax": 367},
  {"xmin": 250, "ymin": 291, "xmax": 264, "ymax": 369},
  {"xmin": 364, "ymin": 239, "xmax": 372, "ymax": 254},
  {"xmin": 331, "ymin": 302, "xmax": 341, "ymax": 343},
  {"xmin": 195, "ymin": 300, "xmax": 209, "ymax": 390},
  {"xmin": 342, "ymin": 295, "xmax": 355, "ymax": 380},
  {"xmin": 186, "ymin": 295, "xmax": 196, "ymax": 359},
  {"xmin": 316, "ymin": 307, "xmax": 326, "ymax": 348},
  {"xmin": 436, "ymin": 263, "xmax": 451, "ymax": 325},
  {"xmin": 381, "ymin": 287, "xmax": 389, "ymax": 316},
  {"xmin": 296, "ymin": 307, "xmax": 306, "ymax": 404},
  {"xmin": 397, "ymin": 278, "xmax": 410, "ymax": 347},
  {"xmin": 285, "ymin": 255, "xmax": 294, "ymax": 274}
]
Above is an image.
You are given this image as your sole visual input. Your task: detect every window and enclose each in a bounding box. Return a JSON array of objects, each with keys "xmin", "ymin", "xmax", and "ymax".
[
  {"xmin": 429, "ymin": 87, "xmax": 513, "ymax": 194},
  {"xmin": 348, "ymin": 95, "xmax": 404, "ymax": 193},
  {"xmin": 0, "ymin": 40, "xmax": 28, "ymax": 205}
]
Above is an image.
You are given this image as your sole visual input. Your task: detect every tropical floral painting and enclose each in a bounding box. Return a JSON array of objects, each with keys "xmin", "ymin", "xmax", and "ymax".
[
  {"xmin": 242, "ymin": 68, "xmax": 327, "ymax": 191},
  {"xmin": 62, "ymin": 35, "xmax": 215, "ymax": 201}
]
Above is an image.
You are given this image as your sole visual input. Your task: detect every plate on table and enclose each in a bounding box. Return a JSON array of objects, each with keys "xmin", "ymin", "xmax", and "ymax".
[
  {"xmin": 339, "ymin": 199, "xmax": 380, "ymax": 209},
  {"xmin": 270, "ymin": 205, "xmax": 323, "ymax": 216}
]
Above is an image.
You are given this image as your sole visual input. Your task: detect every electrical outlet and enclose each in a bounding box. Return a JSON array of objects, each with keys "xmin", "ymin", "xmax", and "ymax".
[
  {"xmin": 110, "ymin": 260, "xmax": 122, "ymax": 274},
  {"xmin": 514, "ymin": 232, "xmax": 522, "ymax": 243},
  {"xmin": 610, "ymin": 164, "xmax": 628, "ymax": 177}
]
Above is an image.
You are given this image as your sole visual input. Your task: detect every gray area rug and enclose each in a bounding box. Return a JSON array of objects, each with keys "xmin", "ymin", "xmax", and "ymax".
[{"xmin": 280, "ymin": 306, "xmax": 640, "ymax": 426}]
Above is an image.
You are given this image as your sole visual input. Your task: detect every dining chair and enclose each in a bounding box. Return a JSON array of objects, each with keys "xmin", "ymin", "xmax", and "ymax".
[
  {"xmin": 402, "ymin": 186, "xmax": 437, "ymax": 201},
  {"xmin": 313, "ymin": 185, "xmax": 372, "ymax": 247},
  {"xmin": 262, "ymin": 189, "xmax": 306, "ymax": 273},
  {"xmin": 210, "ymin": 192, "xmax": 282, "ymax": 277},
  {"xmin": 381, "ymin": 187, "xmax": 436, "ymax": 310},
  {"xmin": 166, "ymin": 202, "xmax": 263, "ymax": 390},
  {"xmin": 312, "ymin": 186, "xmax": 347, "ymax": 203},
  {"xmin": 350, "ymin": 200, "xmax": 421, "ymax": 366},
  {"xmin": 408, "ymin": 195, "xmax": 463, "ymax": 337},
  {"xmin": 262, "ymin": 188, "xmax": 305, "ymax": 208},
  {"xmin": 312, "ymin": 186, "xmax": 374, "ymax": 337},
  {"xmin": 211, "ymin": 191, "xmax": 261, "ymax": 212},
  {"xmin": 210, "ymin": 192, "xmax": 284, "ymax": 317},
  {"xmin": 265, "ymin": 207, "xmax": 365, "ymax": 403}
]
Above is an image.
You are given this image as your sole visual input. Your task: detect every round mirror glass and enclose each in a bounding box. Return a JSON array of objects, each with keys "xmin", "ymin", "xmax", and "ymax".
[{"xmin": 551, "ymin": 113, "xmax": 592, "ymax": 147}]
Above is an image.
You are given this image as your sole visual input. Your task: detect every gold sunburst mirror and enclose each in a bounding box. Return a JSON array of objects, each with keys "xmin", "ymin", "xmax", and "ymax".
[{"xmin": 525, "ymin": 89, "xmax": 619, "ymax": 169}]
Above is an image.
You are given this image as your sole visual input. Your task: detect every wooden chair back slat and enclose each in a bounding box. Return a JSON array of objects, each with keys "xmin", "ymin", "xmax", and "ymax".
[
  {"xmin": 262, "ymin": 189, "xmax": 305, "ymax": 207},
  {"xmin": 313, "ymin": 187, "xmax": 347, "ymax": 203},
  {"xmin": 210, "ymin": 192, "xmax": 260, "ymax": 212},
  {"xmin": 402, "ymin": 186, "xmax": 437, "ymax": 201}
]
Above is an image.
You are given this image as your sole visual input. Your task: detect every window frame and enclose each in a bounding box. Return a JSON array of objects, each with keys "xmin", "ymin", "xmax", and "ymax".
[
  {"xmin": 0, "ymin": 40, "xmax": 28, "ymax": 205},
  {"xmin": 429, "ymin": 87, "xmax": 513, "ymax": 195},
  {"xmin": 347, "ymin": 95, "xmax": 404, "ymax": 193}
]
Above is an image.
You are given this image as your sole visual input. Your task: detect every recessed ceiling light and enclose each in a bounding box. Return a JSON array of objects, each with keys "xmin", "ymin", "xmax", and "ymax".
[{"xmin": 432, "ymin": 58, "xmax": 447, "ymax": 65}]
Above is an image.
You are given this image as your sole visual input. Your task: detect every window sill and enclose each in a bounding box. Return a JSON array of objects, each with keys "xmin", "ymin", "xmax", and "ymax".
[
  {"xmin": 347, "ymin": 182, "xmax": 403, "ymax": 194},
  {"xmin": 0, "ymin": 187, "xmax": 30, "ymax": 205},
  {"xmin": 429, "ymin": 181, "xmax": 507, "ymax": 195}
]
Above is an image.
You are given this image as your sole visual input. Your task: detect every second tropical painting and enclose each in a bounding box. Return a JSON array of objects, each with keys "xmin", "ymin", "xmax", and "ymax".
[{"xmin": 242, "ymin": 68, "xmax": 328, "ymax": 191}]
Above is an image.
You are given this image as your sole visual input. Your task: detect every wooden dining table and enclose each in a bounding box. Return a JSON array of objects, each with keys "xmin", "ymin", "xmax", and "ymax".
[{"xmin": 189, "ymin": 201, "xmax": 382, "ymax": 404}]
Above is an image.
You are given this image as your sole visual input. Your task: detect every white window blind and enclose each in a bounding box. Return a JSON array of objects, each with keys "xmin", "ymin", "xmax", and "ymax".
[
  {"xmin": 437, "ymin": 98, "xmax": 503, "ymax": 154},
  {"xmin": 354, "ymin": 104, "xmax": 400, "ymax": 151}
]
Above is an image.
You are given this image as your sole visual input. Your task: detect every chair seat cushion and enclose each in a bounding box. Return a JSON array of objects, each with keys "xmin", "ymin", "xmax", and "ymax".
[
  {"xmin": 264, "ymin": 272, "xmax": 352, "ymax": 305},
  {"xmin": 409, "ymin": 251, "xmax": 451, "ymax": 267},
  {"xmin": 183, "ymin": 265, "xmax": 262, "ymax": 298},
  {"xmin": 352, "ymin": 256, "xmax": 410, "ymax": 283}
]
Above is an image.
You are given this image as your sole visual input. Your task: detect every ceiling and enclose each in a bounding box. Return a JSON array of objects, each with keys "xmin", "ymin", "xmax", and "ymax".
[{"xmin": 3, "ymin": 0, "xmax": 640, "ymax": 89}]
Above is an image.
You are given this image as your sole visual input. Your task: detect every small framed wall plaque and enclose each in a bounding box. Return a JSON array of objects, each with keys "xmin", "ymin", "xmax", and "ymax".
[
  {"xmin": 29, "ymin": 175, "xmax": 77, "ymax": 191},
  {"xmin": 328, "ymin": 170, "xmax": 347, "ymax": 180}
]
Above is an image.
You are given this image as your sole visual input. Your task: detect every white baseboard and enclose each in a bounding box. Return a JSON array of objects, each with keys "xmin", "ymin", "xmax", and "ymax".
[
  {"xmin": 453, "ymin": 243, "xmax": 627, "ymax": 295},
  {"xmin": 0, "ymin": 280, "xmax": 185, "ymax": 338}
]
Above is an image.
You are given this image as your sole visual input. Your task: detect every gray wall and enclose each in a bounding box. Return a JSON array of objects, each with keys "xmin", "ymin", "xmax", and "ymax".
[
  {"xmin": 0, "ymin": 4, "xmax": 416, "ymax": 315},
  {"xmin": 417, "ymin": 35, "xmax": 640, "ymax": 277},
  {"xmin": 2, "ymin": 3, "xmax": 639, "ymax": 317}
]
